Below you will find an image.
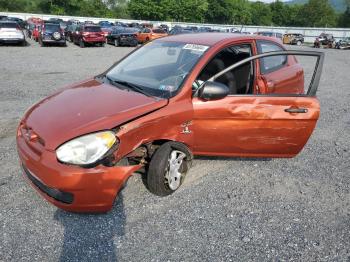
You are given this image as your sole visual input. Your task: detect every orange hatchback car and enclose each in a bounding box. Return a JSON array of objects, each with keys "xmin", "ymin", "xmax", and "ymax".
[
  {"xmin": 17, "ymin": 33, "xmax": 324, "ymax": 212},
  {"xmin": 137, "ymin": 27, "xmax": 167, "ymax": 43}
]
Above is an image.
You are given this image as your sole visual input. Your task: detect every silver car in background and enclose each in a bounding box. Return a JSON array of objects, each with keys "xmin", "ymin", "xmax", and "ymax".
[{"xmin": 0, "ymin": 21, "xmax": 26, "ymax": 46}]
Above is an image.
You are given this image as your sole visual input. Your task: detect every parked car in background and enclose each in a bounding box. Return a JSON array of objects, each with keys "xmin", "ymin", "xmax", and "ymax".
[
  {"xmin": 38, "ymin": 23, "xmax": 66, "ymax": 47},
  {"xmin": 72, "ymin": 24, "xmax": 105, "ymax": 48},
  {"xmin": 317, "ymin": 33, "xmax": 335, "ymax": 47},
  {"xmin": 26, "ymin": 17, "xmax": 43, "ymax": 39},
  {"xmin": 159, "ymin": 24, "xmax": 169, "ymax": 33},
  {"xmin": 255, "ymin": 31, "xmax": 283, "ymax": 41},
  {"xmin": 6, "ymin": 17, "xmax": 25, "ymax": 29},
  {"xmin": 106, "ymin": 26, "xmax": 138, "ymax": 47},
  {"xmin": 31, "ymin": 24, "xmax": 42, "ymax": 42},
  {"xmin": 0, "ymin": 15, "xmax": 8, "ymax": 21},
  {"xmin": 16, "ymin": 33, "xmax": 324, "ymax": 212},
  {"xmin": 283, "ymin": 33, "xmax": 304, "ymax": 45},
  {"xmin": 137, "ymin": 27, "xmax": 167, "ymax": 43},
  {"xmin": 0, "ymin": 21, "xmax": 26, "ymax": 46},
  {"xmin": 65, "ymin": 23, "xmax": 78, "ymax": 42},
  {"xmin": 169, "ymin": 26, "xmax": 197, "ymax": 35},
  {"xmin": 335, "ymin": 37, "xmax": 350, "ymax": 49}
]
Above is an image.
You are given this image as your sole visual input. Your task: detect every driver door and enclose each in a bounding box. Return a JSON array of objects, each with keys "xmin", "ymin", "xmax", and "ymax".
[{"xmin": 192, "ymin": 50, "xmax": 324, "ymax": 158}]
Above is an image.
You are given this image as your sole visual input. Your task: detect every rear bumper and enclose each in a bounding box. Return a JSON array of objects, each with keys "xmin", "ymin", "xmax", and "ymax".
[
  {"xmin": 17, "ymin": 131, "xmax": 141, "ymax": 213},
  {"xmin": 42, "ymin": 39, "xmax": 66, "ymax": 43},
  {"xmin": 0, "ymin": 38, "xmax": 24, "ymax": 43},
  {"xmin": 83, "ymin": 37, "xmax": 105, "ymax": 43}
]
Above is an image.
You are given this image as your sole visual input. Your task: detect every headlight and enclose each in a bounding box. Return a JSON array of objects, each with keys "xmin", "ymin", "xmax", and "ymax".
[{"xmin": 56, "ymin": 131, "xmax": 117, "ymax": 165}]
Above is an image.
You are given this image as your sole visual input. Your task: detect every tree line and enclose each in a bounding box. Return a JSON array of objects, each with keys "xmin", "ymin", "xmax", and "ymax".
[{"xmin": 1, "ymin": 0, "xmax": 350, "ymax": 28}]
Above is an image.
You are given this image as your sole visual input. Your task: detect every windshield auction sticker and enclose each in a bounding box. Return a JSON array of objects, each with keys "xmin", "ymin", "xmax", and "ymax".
[{"xmin": 183, "ymin": 44, "xmax": 209, "ymax": 53}]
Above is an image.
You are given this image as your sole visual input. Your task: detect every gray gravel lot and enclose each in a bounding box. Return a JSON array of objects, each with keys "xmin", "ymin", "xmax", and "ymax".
[{"xmin": 0, "ymin": 39, "xmax": 349, "ymax": 262}]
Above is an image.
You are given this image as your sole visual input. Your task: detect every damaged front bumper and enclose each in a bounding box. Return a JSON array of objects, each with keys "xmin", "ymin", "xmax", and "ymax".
[{"xmin": 17, "ymin": 133, "xmax": 141, "ymax": 213}]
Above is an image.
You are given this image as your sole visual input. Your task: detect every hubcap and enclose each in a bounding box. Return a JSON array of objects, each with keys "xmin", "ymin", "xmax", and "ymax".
[{"xmin": 165, "ymin": 150, "xmax": 186, "ymax": 190}]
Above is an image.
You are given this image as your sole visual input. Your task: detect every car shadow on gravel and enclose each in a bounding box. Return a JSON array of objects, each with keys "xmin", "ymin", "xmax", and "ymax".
[{"xmin": 54, "ymin": 194, "xmax": 126, "ymax": 262}]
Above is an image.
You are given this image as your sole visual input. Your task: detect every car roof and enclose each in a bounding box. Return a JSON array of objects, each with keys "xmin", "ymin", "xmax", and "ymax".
[{"xmin": 158, "ymin": 33, "xmax": 281, "ymax": 46}]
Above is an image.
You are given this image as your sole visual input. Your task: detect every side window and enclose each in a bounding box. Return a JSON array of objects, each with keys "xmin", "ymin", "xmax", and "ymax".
[
  {"xmin": 195, "ymin": 44, "xmax": 254, "ymax": 95},
  {"xmin": 257, "ymin": 40, "xmax": 287, "ymax": 74},
  {"xmin": 145, "ymin": 28, "xmax": 151, "ymax": 33}
]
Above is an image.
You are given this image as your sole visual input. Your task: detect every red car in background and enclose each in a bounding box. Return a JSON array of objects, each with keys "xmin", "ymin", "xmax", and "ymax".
[
  {"xmin": 71, "ymin": 24, "xmax": 105, "ymax": 48},
  {"xmin": 17, "ymin": 33, "xmax": 324, "ymax": 212},
  {"xmin": 31, "ymin": 24, "xmax": 42, "ymax": 42}
]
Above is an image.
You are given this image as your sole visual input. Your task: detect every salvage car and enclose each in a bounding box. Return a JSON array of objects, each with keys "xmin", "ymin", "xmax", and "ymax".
[
  {"xmin": 17, "ymin": 33, "xmax": 324, "ymax": 212},
  {"xmin": 335, "ymin": 37, "xmax": 350, "ymax": 49},
  {"xmin": 283, "ymin": 33, "xmax": 304, "ymax": 45},
  {"xmin": 38, "ymin": 22, "xmax": 66, "ymax": 47},
  {"xmin": 106, "ymin": 27, "xmax": 138, "ymax": 47},
  {"xmin": 137, "ymin": 27, "xmax": 167, "ymax": 43},
  {"xmin": 0, "ymin": 21, "xmax": 26, "ymax": 46},
  {"xmin": 72, "ymin": 24, "xmax": 105, "ymax": 48},
  {"xmin": 316, "ymin": 33, "xmax": 335, "ymax": 47}
]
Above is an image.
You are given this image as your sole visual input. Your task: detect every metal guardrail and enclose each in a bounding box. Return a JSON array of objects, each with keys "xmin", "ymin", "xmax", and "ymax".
[{"xmin": 1, "ymin": 11, "xmax": 350, "ymax": 42}]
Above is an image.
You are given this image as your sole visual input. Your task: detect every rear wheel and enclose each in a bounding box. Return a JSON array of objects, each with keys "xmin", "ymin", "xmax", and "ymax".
[
  {"xmin": 147, "ymin": 142, "xmax": 192, "ymax": 196},
  {"xmin": 39, "ymin": 39, "xmax": 45, "ymax": 47},
  {"xmin": 297, "ymin": 40, "xmax": 302, "ymax": 46}
]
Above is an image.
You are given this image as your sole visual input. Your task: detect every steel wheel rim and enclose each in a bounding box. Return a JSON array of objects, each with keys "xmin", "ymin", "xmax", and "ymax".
[{"xmin": 164, "ymin": 150, "xmax": 186, "ymax": 190}]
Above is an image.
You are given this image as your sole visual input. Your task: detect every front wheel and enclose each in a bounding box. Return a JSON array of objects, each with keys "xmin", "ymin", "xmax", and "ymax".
[
  {"xmin": 147, "ymin": 142, "xmax": 192, "ymax": 196},
  {"xmin": 297, "ymin": 40, "xmax": 302, "ymax": 46}
]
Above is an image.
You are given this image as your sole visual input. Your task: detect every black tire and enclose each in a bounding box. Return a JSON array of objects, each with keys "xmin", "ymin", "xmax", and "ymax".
[
  {"xmin": 39, "ymin": 39, "xmax": 45, "ymax": 47},
  {"xmin": 100, "ymin": 42, "xmax": 105, "ymax": 47},
  {"xmin": 147, "ymin": 142, "xmax": 192, "ymax": 196},
  {"xmin": 79, "ymin": 39, "xmax": 85, "ymax": 48},
  {"xmin": 21, "ymin": 40, "xmax": 27, "ymax": 46},
  {"xmin": 297, "ymin": 40, "xmax": 302, "ymax": 46},
  {"xmin": 114, "ymin": 39, "xmax": 119, "ymax": 47}
]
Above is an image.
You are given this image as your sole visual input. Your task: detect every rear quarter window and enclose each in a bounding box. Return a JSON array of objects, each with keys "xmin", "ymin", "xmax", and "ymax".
[{"xmin": 257, "ymin": 40, "xmax": 287, "ymax": 74}]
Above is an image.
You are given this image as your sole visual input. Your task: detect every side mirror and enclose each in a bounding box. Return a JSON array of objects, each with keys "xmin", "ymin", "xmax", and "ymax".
[{"xmin": 199, "ymin": 81, "xmax": 229, "ymax": 101}]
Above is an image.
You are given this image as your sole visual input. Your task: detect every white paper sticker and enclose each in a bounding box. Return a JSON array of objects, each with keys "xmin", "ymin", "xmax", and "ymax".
[{"xmin": 183, "ymin": 44, "xmax": 209, "ymax": 52}]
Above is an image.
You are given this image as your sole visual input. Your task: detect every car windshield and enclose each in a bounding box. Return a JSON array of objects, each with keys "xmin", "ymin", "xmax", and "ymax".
[
  {"xmin": 0, "ymin": 22, "xmax": 18, "ymax": 28},
  {"xmin": 44, "ymin": 24, "xmax": 60, "ymax": 32},
  {"xmin": 106, "ymin": 41, "xmax": 209, "ymax": 98}
]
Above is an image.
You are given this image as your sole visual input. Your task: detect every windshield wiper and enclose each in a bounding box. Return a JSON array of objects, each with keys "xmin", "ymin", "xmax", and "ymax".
[{"xmin": 106, "ymin": 76, "xmax": 153, "ymax": 97}]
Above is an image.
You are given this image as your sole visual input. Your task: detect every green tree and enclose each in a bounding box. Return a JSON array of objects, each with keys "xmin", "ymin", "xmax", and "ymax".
[
  {"xmin": 338, "ymin": 0, "xmax": 350, "ymax": 27},
  {"xmin": 250, "ymin": 1, "xmax": 272, "ymax": 26},
  {"xmin": 297, "ymin": 0, "xmax": 337, "ymax": 27}
]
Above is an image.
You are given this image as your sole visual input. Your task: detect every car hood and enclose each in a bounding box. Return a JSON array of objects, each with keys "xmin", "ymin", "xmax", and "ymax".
[{"xmin": 23, "ymin": 79, "xmax": 168, "ymax": 150}]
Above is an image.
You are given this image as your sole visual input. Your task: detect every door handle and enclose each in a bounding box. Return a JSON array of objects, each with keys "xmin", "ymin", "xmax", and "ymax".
[{"xmin": 284, "ymin": 107, "xmax": 308, "ymax": 113}]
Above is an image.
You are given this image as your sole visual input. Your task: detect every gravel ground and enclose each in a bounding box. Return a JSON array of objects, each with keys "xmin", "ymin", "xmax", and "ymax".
[{"xmin": 0, "ymin": 39, "xmax": 349, "ymax": 262}]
